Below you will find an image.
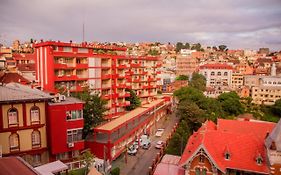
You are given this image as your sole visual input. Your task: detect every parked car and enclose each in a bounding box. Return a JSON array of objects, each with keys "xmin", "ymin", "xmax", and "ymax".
[
  {"xmin": 155, "ymin": 141, "xmax": 165, "ymax": 149},
  {"xmin": 155, "ymin": 129, "xmax": 164, "ymax": 137},
  {"xmin": 127, "ymin": 145, "xmax": 138, "ymax": 155},
  {"xmin": 142, "ymin": 142, "xmax": 151, "ymax": 149}
]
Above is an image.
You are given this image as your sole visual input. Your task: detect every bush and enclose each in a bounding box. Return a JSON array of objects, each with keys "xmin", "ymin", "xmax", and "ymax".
[{"xmin": 110, "ymin": 167, "xmax": 120, "ymax": 175}]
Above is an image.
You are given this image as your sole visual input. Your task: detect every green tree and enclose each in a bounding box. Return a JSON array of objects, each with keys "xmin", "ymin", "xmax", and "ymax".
[
  {"xmin": 191, "ymin": 43, "xmax": 203, "ymax": 51},
  {"xmin": 189, "ymin": 72, "xmax": 206, "ymax": 91},
  {"xmin": 110, "ymin": 167, "xmax": 120, "ymax": 175},
  {"xmin": 148, "ymin": 49, "xmax": 160, "ymax": 56},
  {"xmin": 272, "ymin": 99, "xmax": 281, "ymax": 115},
  {"xmin": 175, "ymin": 75, "xmax": 189, "ymax": 81},
  {"xmin": 174, "ymin": 86, "xmax": 205, "ymax": 103},
  {"xmin": 218, "ymin": 45, "xmax": 227, "ymax": 51},
  {"xmin": 184, "ymin": 43, "xmax": 190, "ymax": 49},
  {"xmin": 79, "ymin": 150, "xmax": 95, "ymax": 175},
  {"xmin": 176, "ymin": 42, "xmax": 184, "ymax": 53},
  {"xmin": 218, "ymin": 92, "xmax": 244, "ymax": 116},
  {"xmin": 125, "ymin": 89, "xmax": 141, "ymax": 111},
  {"xmin": 73, "ymin": 91, "xmax": 107, "ymax": 138}
]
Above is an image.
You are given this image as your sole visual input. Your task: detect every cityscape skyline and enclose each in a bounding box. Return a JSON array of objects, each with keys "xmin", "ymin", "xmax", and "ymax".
[{"xmin": 0, "ymin": 0, "xmax": 281, "ymax": 50}]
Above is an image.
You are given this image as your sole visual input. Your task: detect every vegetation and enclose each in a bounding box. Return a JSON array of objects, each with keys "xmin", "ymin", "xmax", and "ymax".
[
  {"xmin": 125, "ymin": 89, "xmax": 141, "ymax": 111},
  {"xmin": 217, "ymin": 92, "xmax": 244, "ymax": 116},
  {"xmin": 72, "ymin": 91, "xmax": 107, "ymax": 138},
  {"xmin": 110, "ymin": 167, "xmax": 120, "ymax": 175},
  {"xmin": 218, "ymin": 45, "xmax": 228, "ymax": 51},
  {"xmin": 175, "ymin": 75, "xmax": 189, "ymax": 81},
  {"xmin": 66, "ymin": 168, "xmax": 86, "ymax": 175},
  {"xmin": 79, "ymin": 150, "xmax": 95, "ymax": 175},
  {"xmin": 175, "ymin": 42, "xmax": 190, "ymax": 52},
  {"xmin": 189, "ymin": 73, "xmax": 206, "ymax": 91},
  {"xmin": 148, "ymin": 49, "xmax": 160, "ymax": 56},
  {"xmin": 191, "ymin": 43, "xmax": 204, "ymax": 51}
]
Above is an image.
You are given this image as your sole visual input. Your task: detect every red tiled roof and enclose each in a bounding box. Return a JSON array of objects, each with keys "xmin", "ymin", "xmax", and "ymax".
[
  {"xmin": 199, "ymin": 63, "xmax": 233, "ymax": 70},
  {"xmin": 0, "ymin": 157, "xmax": 39, "ymax": 175},
  {"xmin": 17, "ymin": 63, "xmax": 36, "ymax": 72},
  {"xmin": 0, "ymin": 72, "xmax": 30, "ymax": 84},
  {"xmin": 179, "ymin": 119, "xmax": 276, "ymax": 174}
]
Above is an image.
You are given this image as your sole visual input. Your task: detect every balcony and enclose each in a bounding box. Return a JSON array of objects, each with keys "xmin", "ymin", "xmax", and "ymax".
[
  {"xmin": 54, "ymin": 75, "xmax": 78, "ymax": 81},
  {"xmin": 77, "ymin": 74, "xmax": 88, "ymax": 80},
  {"xmin": 113, "ymin": 101, "xmax": 130, "ymax": 107},
  {"xmin": 101, "ymin": 74, "xmax": 112, "ymax": 79},
  {"xmin": 102, "ymin": 94, "xmax": 111, "ymax": 100},
  {"xmin": 148, "ymin": 77, "xmax": 156, "ymax": 82},
  {"xmin": 132, "ymin": 78, "xmax": 141, "ymax": 82},
  {"xmin": 76, "ymin": 63, "xmax": 88, "ymax": 69},
  {"xmin": 54, "ymin": 63, "xmax": 67, "ymax": 69},
  {"xmin": 118, "ymin": 92, "xmax": 130, "ymax": 98},
  {"xmin": 125, "ymin": 70, "xmax": 134, "ymax": 75},
  {"xmin": 116, "ymin": 83, "xmax": 127, "ymax": 88},
  {"xmin": 130, "ymin": 63, "xmax": 141, "ymax": 68},
  {"xmin": 116, "ymin": 74, "xmax": 126, "ymax": 79},
  {"xmin": 143, "ymin": 85, "xmax": 153, "ymax": 89},
  {"xmin": 70, "ymin": 85, "xmax": 84, "ymax": 92},
  {"xmin": 117, "ymin": 64, "xmax": 128, "ymax": 69}
]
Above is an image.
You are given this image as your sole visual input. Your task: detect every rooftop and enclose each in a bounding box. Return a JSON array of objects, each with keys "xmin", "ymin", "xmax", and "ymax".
[
  {"xmin": 199, "ymin": 63, "xmax": 233, "ymax": 70},
  {"xmin": 0, "ymin": 157, "xmax": 40, "ymax": 175},
  {"xmin": 0, "ymin": 83, "xmax": 52, "ymax": 103},
  {"xmin": 95, "ymin": 99, "xmax": 165, "ymax": 132}
]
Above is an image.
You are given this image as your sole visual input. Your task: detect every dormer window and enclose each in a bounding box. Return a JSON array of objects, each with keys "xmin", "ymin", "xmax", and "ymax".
[
  {"xmin": 256, "ymin": 155, "xmax": 263, "ymax": 165},
  {"xmin": 224, "ymin": 152, "xmax": 231, "ymax": 160}
]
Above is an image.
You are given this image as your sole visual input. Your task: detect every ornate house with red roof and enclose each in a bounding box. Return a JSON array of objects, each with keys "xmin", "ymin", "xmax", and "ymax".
[{"xmin": 178, "ymin": 118, "xmax": 281, "ymax": 175}]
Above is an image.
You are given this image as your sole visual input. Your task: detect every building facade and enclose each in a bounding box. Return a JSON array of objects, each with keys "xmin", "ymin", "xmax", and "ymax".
[
  {"xmin": 199, "ymin": 64, "xmax": 233, "ymax": 89},
  {"xmin": 176, "ymin": 55, "xmax": 198, "ymax": 76},
  {"xmin": 0, "ymin": 83, "xmax": 51, "ymax": 166},
  {"xmin": 33, "ymin": 41, "xmax": 161, "ymax": 119},
  {"xmin": 47, "ymin": 96, "xmax": 85, "ymax": 169},
  {"xmin": 179, "ymin": 119, "xmax": 278, "ymax": 175}
]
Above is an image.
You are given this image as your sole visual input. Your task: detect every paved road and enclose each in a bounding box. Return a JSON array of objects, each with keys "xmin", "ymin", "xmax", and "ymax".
[{"xmin": 111, "ymin": 113, "xmax": 179, "ymax": 175}]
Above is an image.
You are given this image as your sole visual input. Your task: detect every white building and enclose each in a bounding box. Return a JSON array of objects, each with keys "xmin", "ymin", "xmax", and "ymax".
[{"xmin": 199, "ymin": 64, "xmax": 233, "ymax": 89}]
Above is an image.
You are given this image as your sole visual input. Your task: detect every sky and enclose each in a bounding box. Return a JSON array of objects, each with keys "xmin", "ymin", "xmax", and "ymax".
[{"xmin": 0, "ymin": 0, "xmax": 281, "ymax": 50}]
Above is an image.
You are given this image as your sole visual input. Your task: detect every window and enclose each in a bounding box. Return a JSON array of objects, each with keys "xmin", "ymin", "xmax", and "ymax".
[
  {"xmin": 202, "ymin": 169, "xmax": 207, "ymax": 175},
  {"xmin": 33, "ymin": 154, "xmax": 41, "ymax": 165},
  {"xmin": 224, "ymin": 72, "xmax": 228, "ymax": 76},
  {"xmin": 66, "ymin": 110, "xmax": 83, "ymax": 120},
  {"xmin": 63, "ymin": 47, "xmax": 72, "ymax": 52},
  {"xmin": 211, "ymin": 72, "xmax": 215, "ymax": 76},
  {"xmin": 56, "ymin": 152, "xmax": 69, "ymax": 160},
  {"xmin": 225, "ymin": 152, "xmax": 231, "ymax": 160},
  {"xmin": 199, "ymin": 155, "xmax": 204, "ymax": 163},
  {"xmin": 195, "ymin": 168, "xmax": 200, "ymax": 175},
  {"xmin": 67, "ymin": 129, "xmax": 83, "ymax": 143},
  {"xmin": 32, "ymin": 131, "xmax": 41, "ymax": 147},
  {"xmin": 9, "ymin": 133, "xmax": 19, "ymax": 151},
  {"xmin": 8, "ymin": 108, "xmax": 18, "ymax": 126},
  {"xmin": 217, "ymin": 72, "xmax": 221, "ymax": 76},
  {"xmin": 256, "ymin": 156, "xmax": 263, "ymax": 165},
  {"xmin": 30, "ymin": 106, "xmax": 40, "ymax": 124}
]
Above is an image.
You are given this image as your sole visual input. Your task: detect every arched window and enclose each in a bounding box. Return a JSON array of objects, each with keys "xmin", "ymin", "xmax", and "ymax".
[
  {"xmin": 217, "ymin": 72, "xmax": 221, "ymax": 76},
  {"xmin": 9, "ymin": 133, "xmax": 19, "ymax": 151},
  {"xmin": 199, "ymin": 155, "xmax": 205, "ymax": 163},
  {"xmin": 224, "ymin": 72, "xmax": 228, "ymax": 76},
  {"xmin": 8, "ymin": 108, "xmax": 18, "ymax": 126},
  {"xmin": 32, "ymin": 130, "xmax": 41, "ymax": 147},
  {"xmin": 256, "ymin": 155, "xmax": 263, "ymax": 165},
  {"xmin": 202, "ymin": 168, "xmax": 207, "ymax": 175},
  {"xmin": 30, "ymin": 106, "xmax": 40, "ymax": 124},
  {"xmin": 195, "ymin": 168, "xmax": 200, "ymax": 175},
  {"xmin": 211, "ymin": 72, "xmax": 215, "ymax": 76},
  {"xmin": 225, "ymin": 152, "xmax": 231, "ymax": 160}
]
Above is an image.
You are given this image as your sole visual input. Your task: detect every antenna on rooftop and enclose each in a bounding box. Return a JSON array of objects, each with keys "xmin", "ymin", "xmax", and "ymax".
[{"xmin": 82, "ymin": 22, "xmax": 85, "ymax": 42}]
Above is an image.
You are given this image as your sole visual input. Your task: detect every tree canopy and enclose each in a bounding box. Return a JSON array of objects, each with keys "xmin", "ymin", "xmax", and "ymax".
[
  {"xmin": 272, "ymin": 99, "xmax": 281, "ymax": 115},
  {"xmin": 218, "ymin": 45, "xmax": 227, "ymax": 51},
  {"xmin": 175, "ymin": 75, "xmax": 189, "ymax": 81},
  {"xmin": 189, "ymin": 72, "xmax": 206, "ymax": 91},
  {"xmin": 73, "ymin": 91, "xmax": 107, "ymax": 138},
  {"xmin": 125, "ymin": 89, "xmax": 141, "ymax": 111},
  {"xmin": 218, "ymin": 91, "xmax": 244, "ymax": 116}
]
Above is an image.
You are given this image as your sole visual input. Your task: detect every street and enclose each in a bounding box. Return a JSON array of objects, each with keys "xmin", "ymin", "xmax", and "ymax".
[{"xmin": 111, "ymin": 113, "xmax": 179, "ymax": 175}]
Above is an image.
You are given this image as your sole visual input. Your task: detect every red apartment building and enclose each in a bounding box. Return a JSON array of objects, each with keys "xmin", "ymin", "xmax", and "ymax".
[
  {"xmin": 86, "ymin": 97, "xmax": 172, "ymax": 161},
  {"xmin": 34, "ymin": 41, "xmax": 161, "ymax": 119},
  {"xmin": 47, "ymin": 96, "xmax": 85, "ymax": 169}
]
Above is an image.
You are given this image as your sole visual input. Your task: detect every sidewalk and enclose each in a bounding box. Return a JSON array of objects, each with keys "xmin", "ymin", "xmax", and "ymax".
[{"xmin": 111, "ymin": 113, "xmax": 179, "ymax": 175}]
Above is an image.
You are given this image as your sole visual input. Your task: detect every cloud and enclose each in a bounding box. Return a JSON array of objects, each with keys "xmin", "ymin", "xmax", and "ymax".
[{"xmin": 0, "ymin": 0, "xmax": 281, "ymax": 50}]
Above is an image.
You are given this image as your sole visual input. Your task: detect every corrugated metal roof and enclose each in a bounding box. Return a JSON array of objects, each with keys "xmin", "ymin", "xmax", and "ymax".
[{"xmin": 0, "ymin": 83, "xmax": 52, "ymax": 103}]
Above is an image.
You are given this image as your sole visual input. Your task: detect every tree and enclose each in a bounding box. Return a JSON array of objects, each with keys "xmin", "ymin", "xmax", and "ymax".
[
  {"xmin": 79, "ymin": 150, "xmax": 95, "ymax": 175},
  {"xmin": 184, "ymin": 43, "xmax": 190, "ymax": 49},
  {"xmin": 218, "ymin": 92, "xmax": 244, "ymax": 116},
  {"xmin": 125, "ymin": 89, "xmax": 141, "ymax": 111},
  {"xmin": 272, "ymin": 99, "xmax": 281, "ymax": 115},
  {"xmin": 218, "ymin": 45, "xmax": 227, "ymax": 51},
  {"xmin": 191, "ymin": 43, "xmax": 203, "ymax": 51},
  {"xmin": 148, "ymin": 49, "xmax": 160, "ymax": 56},
  {"xmin": 189, "ymin": 72, "xmax": 206, "ymax": 91},
  {"xmin": 174, "ymin": 86, "xmax": 205, "ymax": 103},
  {"xmin": 175, "ymin": 75, "xmax": 189, "ymax": 81},
  {"xmin": 212, "ymin": 46, "xmax": 218, "ymax": 51},
  {"xmin": 73, "ymin": 91, "xmax": 108, "ymax": 138},
  {"xmin": 176, "ymin": 42, "xmax": 184, "ymax": 53}
]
